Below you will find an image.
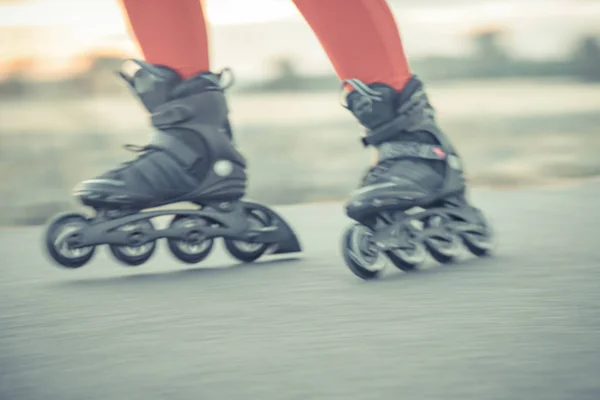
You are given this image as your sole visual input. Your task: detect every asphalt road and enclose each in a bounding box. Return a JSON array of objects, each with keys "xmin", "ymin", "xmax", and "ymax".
[{"xmin": 1, "ymin": 181, "xmax": 599, "ymax": 400}]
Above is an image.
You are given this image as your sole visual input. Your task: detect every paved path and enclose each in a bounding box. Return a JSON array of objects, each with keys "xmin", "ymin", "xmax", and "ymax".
[{"xmin": 1, "ymin": 182, "xmax": 599, "ymax": 400}]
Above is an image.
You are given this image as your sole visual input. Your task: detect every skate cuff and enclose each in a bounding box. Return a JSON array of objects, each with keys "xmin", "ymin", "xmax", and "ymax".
[
  {"xmin": 361, "ymin": 114, "xmax": 412, "ymax": 147},
  {"xmin": 378, "ymin": 141, "xmax": 447, "ymax": 162}
]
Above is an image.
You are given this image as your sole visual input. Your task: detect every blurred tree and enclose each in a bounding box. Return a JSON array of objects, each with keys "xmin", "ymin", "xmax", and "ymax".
[
  {"xmin": 466, "ymin": 26, "xmax": 512, "ymax": 78},
  {"xmin": 471, "ymin": 27, "xmax": 509, "ymax": 63},
  {"xmin": 570, "ymin": 35, "xmax": 600, "ymax": 82},
  {"xmin": 68, "ymin": 52, "xmax": 127, "ymax": 95},
  {"xmin": 264, "ymin": 56, "xmax": 303, "ymax": 90},
  {"xmin": 2, "ymin": 57, "xmax": 36, "ymax": 75},
  {"xmin": 271, "ymin": 57, "xmax": 300, "ymax": 84},
  {"xmin": 0, "ymin": 57, "xmax": 35, "ymax": 98}
]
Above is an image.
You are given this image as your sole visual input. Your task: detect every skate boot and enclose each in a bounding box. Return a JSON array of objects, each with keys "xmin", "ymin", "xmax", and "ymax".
[
  {"xmin": 340, "ymin": 76, "xmax": 493, "ymax": 279},
  {"xmin": 44, "ymin": 59, "xmax": 301, "ymax": 269}
]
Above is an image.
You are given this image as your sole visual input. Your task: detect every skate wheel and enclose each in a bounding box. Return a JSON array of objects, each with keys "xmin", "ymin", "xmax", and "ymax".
[
  {"xmin": 167, "ymin": 215, "xmax": 214, "ymax": 264},
  {"xmin": 108, "ymin": 220, "xmax": 156, "ymax": 266},
  {"xmin": 44, "ymin": 212, "xmax": 95, "ymax": 268},
  {"xmin": 462, "ymin": 211, "xmax": 494, "ymax": 257},
  {"xmin": 422, "ymin": 214, "xmax": 461, "ymax": 264},
  {"xmin": 223, "ymin": 209, "xmax": 270, "ymax": 263},
  {"xmin": 424, "ymin": 234, "xmax": 460, "ymax": 264},
  {"xmin": 341, "ymin": 223, "xmax": 386, "ymax": 280},
  {"xmin": 462, "ymin": 231, "xmax": 494, "ymax": 257},
  {"xmin": 386, "ymin": 241, "xmax": 426, "ymax": 272}
]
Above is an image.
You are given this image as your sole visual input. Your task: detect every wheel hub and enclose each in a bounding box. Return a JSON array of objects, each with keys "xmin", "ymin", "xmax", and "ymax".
[
  {"xmin": 129, "ymin": 232, "xmax": 144, "ymax": 246},
  {"xmin": 186, "ymin": 231, "xmax": 206, "ymax": 245},
  {"xmin": 66, "ymin": 233, "xmax": 83, "ymax": 249}
]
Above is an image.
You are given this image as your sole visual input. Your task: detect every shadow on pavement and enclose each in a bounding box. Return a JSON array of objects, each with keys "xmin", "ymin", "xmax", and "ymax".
[
  {"xmin": 51, "ymin": 256, "xmax": 304, "ymax": 289},
  {"xmin": 49, "ymin": 252, "xmax": 507, "ymax": 290},
  {"xmin": 368, "ymin": 253, "xmax": 505, "ymax": 284}
]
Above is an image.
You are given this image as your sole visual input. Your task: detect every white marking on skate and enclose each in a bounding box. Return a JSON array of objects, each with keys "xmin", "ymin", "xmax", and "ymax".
[
  {"xmin": 405, "ymin": 207, "xmax": 426, "ymax": 230},
  {"xmin": 213, "ymin": 160, "xmax": 233, "ymax": 177},
  {"xmin": 82, "ymin": 179, "xmax": 126, "ymax": 186},
  {"xmin": 405, "ymin": 206, "xmax": 425, "ymax": 215},
  {"xmin": 448, "ymin": 155, "xmax": 462, "ymax": 170},
  {"xmin": 353, "ymin": 182, "xmax": 396, "ymax": 195}
]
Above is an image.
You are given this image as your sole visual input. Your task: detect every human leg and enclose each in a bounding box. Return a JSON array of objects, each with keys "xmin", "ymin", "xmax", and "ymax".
[{"xmin": 120, "ymin": 0, "xmax": 211, "ymax": 78}]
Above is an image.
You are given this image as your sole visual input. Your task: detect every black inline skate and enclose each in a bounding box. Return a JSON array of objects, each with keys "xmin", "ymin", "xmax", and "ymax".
[
  {"xmin": 44, "ymin": 59, "xmax": 301, "ymax": 269},
  {"xmin": 340, "ymin": 76, "xmax": 493, "ymax": 280}
]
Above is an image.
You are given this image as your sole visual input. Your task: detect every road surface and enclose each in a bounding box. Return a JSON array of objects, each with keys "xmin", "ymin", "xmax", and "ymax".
[{"xmin": 1, "ymin": 182, "xmax": 599, "ymax": 400}]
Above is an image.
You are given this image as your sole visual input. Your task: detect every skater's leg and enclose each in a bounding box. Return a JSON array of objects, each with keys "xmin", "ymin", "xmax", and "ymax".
[
  {"xmin": 119, "ymin": 0, "xmax": 210, "ymax": 78},
  {"xmin": 295, "ymin": 0, "xmax": 493, "ymax": 279},
  {"xmin": 292, "ymin": 0, "xmax": 410, "ymax": 91},
  {"xmin": 293, "ymin": 0, "xmax": 410, "ymax": 165}
]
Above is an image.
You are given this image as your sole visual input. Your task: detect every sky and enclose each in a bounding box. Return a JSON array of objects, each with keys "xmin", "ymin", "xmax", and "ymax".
[
  {"xmin": 0, "ymin": 0, "xmax": 297, "ymax": 28},
  {"xmin": 0, "ymin": 0, "xmax": 598, "ymax": 26},
  {"xmin": 1, "ymin": 0, "xmax": 600, "ymax": 77}
]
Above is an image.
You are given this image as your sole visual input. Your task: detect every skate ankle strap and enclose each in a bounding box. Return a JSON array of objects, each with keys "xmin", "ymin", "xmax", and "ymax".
[
  {"xmin": 378, "ymin": 141, "xmax": 447, "ymax": 162},
  {"xmin": 150, "ymin": 94, "xmax": 205, "ymax": 128},
  {"xmin": 361, "ymin": 114, "xmax": 412, "ymax": 147},
  {"xmin": 150, "ymin": 91, "xmax": 226, "ymax": 129},
  {"xmin": 149, "ymin": 130, "xmax": 198, "ymax": 167}
]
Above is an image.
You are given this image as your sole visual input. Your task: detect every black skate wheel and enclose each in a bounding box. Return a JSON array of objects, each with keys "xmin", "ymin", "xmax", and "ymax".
[
  {"xmin": 421, "ymin": 214, "xmax": 460, "ymax": 265},
  {"xmin": 167, "ymin": 215, "xmax": 214, "ymax": 264},
  {"xmin": 341, "ymin": 224, "xmax": 386, "ymax": 280},
  {"xmin": 108, "ymin": 220, "xmax": 156, "ymax": 266},
  {"xmin": 385, "ymin": 240, "xmax": 427, "ymax": 271},
  {"xmin": 462, "ymin": 210, "xmax": 494, "ymax": 257},
  {"xmin": 44, "ymin": 212, "xmax": 95, "ymax": 269},
  {"xmin": 424, "ymin": 235, "xmax": 460, "ymax": 265},
  {"xmin": 462, "ymin": 232, "xmax": 493, "ymax": 257},
  {"xmin": 386, "ymin": 250, "xmax": 421, "ymax": 271},
  {"xmin": 223, "ymin": 209, "xmax": 269, "ymax": 263}
]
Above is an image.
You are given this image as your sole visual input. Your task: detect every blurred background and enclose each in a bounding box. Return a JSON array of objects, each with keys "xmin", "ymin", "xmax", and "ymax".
[{"xmin": 1, "ymin": 0, "xmax": 599, "ymax": 225}]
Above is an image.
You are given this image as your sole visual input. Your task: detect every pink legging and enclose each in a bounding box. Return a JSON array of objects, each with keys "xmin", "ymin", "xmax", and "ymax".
[{"xmin": 119, "ymin": 0, "xmax": 411, "ymax": 91}]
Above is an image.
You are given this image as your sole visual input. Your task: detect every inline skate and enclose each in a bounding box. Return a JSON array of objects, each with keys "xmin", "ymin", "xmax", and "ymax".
[
  {"xmin": 44, "ymin": 60, "xmax": 301, "ymax": 269},
  {"xmin": 340, "ymin": 76, "xmax": 493, "ymax": 280}
]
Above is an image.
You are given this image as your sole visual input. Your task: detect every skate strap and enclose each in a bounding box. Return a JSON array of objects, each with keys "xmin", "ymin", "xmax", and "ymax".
[
  {"xmin": 151, "ymin": 101, "xmax": 196, "ymax": 128},
  {"xmin": 361, "ymin": 114, "xmax": 412, "ymax": 147},
  {"xmin": 378, "ymin": 141, "xmax": 447, "ymax": 162},
  {"xmin": 150, "ymin": 91, "xmax": 223, "ymax": 129},
  {"xmin": 149, "ymin": 130, "xmax": 198, "ymax": 167}
]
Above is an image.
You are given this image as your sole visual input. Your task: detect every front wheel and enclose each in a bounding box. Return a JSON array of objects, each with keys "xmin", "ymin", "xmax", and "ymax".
[
  {"xmin": 462, "ymin": 210, "xmax": 494, "ymax": 257},
  {"xmin": 223, "ymin": 209, "xmax": 270, "ymax": 263},
  {"xmin": 341, "ymin": 223, "xmax": 386, "ymax": 280},
  {"xmin": 44, "ymin": 212, "xmax": 96, "ymax": 269}
]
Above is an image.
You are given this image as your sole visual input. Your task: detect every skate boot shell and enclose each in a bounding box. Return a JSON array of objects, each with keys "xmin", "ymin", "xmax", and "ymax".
[
  {"xmin": 44, "ymin": 60, "xmax": 301, "ymax": 269},
  {"xmin": 340, "ymin": 76, "xmax": 493, "ymax": 279}
]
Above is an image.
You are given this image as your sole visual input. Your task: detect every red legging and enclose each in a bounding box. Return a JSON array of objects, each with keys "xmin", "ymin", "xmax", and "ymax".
[{"xmin": 119, "ymin": 0, "xmax": 411, "ymax": 91}]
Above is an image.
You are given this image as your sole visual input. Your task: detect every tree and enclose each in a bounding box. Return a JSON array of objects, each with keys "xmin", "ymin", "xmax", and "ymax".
[{"xmin": 571, "ymin": 35, "xmax": 600, "ymax": 82}]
